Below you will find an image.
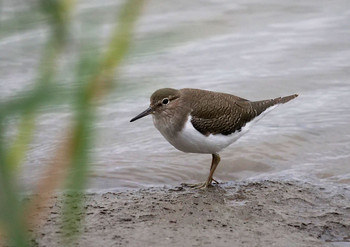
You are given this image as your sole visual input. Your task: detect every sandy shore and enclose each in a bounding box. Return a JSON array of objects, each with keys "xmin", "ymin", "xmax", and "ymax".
[{"xmin": 27, "ymin": 180, "xmax": 350, "ymax": 246}]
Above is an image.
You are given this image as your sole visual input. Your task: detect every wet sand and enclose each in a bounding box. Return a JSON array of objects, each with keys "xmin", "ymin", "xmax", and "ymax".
[{"xmin": 30, "ymin": 180, "xmax": 350, "ymax": 247}]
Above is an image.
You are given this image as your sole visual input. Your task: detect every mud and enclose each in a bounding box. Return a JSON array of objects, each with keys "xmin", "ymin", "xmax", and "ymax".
[{"xmin": 24, "ymin": 180, "xmax": 350, "ymax": 246}]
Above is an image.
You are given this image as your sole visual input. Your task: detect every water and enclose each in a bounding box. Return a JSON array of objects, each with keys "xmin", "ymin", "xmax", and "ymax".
[{"xmin": 1, "ymin": 0, "xmax": 350, "ymax": 191}]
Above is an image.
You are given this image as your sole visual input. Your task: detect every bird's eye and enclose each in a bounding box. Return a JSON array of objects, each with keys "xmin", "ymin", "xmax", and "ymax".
[{"xmin": 162, "ymin": 98, "xmax": 169, "ymax": 105}]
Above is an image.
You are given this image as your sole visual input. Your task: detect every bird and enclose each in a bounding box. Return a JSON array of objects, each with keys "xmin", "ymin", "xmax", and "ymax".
[{"xmin": 130, "ymin": 88, "xmax": 298, "ymax": 189}]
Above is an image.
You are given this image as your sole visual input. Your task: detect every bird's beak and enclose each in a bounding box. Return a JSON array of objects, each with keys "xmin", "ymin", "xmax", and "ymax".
[{"xmin": 130, "ymin": 107, "xmax": 153, "ymax": 122}]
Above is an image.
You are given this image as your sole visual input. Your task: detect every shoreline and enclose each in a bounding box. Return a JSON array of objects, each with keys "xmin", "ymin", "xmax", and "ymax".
[{"xmin": 27, "ymin": 180, "xmax": 350, "ymax": 246}]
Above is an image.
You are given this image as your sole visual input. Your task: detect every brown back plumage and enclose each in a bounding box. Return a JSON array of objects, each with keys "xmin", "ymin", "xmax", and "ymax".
[{"xmin": 180, "ymin": 89, "xmax": 298, "ymax": 136}]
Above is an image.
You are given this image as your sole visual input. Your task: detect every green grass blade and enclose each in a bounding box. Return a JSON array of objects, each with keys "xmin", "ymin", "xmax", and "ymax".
[{"xmin": 61, "ymin": 0, "xmax": 144, "ymax": 244}]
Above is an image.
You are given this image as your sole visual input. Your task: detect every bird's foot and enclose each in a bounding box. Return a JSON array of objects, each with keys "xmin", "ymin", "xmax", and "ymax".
[{"xmin": 182, "ymin": 181, "xmax": 212, "ymax": 189}]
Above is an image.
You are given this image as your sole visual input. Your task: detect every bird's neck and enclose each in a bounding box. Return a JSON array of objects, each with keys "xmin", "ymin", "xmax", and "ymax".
[{"xmin": 152, "ymin": 106, "xmax": 190, "ymax": 138}]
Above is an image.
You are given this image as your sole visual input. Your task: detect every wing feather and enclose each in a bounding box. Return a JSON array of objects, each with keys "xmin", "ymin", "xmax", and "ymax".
[{"xmin": 180, "ymin": 89, "xmax": 297, "ymax": 136}]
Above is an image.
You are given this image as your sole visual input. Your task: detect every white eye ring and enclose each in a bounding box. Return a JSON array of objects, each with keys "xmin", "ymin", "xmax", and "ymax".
[{"xmin": 162, "ymin": 98, "xmax": 169, "ymax": 105}]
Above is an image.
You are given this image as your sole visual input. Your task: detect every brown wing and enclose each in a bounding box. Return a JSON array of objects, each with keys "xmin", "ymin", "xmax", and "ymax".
[{"xmin": 181, "ymin": 89, "xmax": 297, "ymax": 136}]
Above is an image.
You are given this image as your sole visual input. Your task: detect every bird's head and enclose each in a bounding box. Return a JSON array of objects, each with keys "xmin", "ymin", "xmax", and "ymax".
[{"xmin": 130, "ymin": 88, "xmax": 181, "ymax": 122}]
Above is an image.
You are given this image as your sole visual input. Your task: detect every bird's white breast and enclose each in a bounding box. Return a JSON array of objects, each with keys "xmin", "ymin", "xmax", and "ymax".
[
  {"xmin": 153, "ymin": 116, "xmax": 247, "ymax": 154},
  {"xmin": 173, "ymin": 118, "xmax": 248, "ymax": 153}
]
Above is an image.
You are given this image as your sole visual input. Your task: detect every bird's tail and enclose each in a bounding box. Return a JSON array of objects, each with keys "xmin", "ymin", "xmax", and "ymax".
[
  {"xmin": 274, "ymin": 94, "xmax": 298, "ymax": 104},
  {"xmin": 251, "ymin": 94, "xmax": 298, "ymax": 116}
]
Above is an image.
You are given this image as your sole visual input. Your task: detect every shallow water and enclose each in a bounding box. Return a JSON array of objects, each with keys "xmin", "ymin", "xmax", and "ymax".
[{"xmin": 1, "ymin": 0, "xmax": 350, "ymax": 191}]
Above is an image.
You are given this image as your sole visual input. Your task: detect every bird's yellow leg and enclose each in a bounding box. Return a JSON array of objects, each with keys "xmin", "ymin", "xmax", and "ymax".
[{"xmin": 183, "ymin": 153, "xmax": 221, "ymax": 189}]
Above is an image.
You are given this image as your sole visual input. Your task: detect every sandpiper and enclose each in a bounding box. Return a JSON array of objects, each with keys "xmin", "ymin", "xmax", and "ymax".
[{"xmin": 130, "ymin": 88, "xmax": 298, "ymax": 188}]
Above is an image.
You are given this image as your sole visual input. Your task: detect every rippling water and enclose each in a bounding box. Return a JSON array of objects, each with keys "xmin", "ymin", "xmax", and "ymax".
[{"xmin": 1, "ymin": 0, "xmax": 350, "ymax": 191}]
